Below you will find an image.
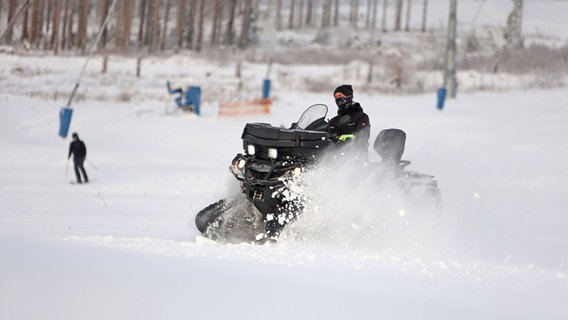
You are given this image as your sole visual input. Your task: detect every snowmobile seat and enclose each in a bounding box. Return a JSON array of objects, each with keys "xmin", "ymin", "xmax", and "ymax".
[{"xmin": 374, "ymin": 128, "xmax": 407, "ymax": 167}]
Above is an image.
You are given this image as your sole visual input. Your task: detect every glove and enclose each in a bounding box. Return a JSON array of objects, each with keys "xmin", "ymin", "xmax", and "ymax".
[{"xmin": 337, "ymin": 134, "xmax": 355, "ymax": 142}]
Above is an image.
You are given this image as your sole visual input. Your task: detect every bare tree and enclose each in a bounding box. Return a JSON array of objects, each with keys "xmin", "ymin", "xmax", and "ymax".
[
  {"xmin": 77, "ymin": 0, "xmax": 89, "ymax": 51},
  {"xmin": 333, "ymin": 0, "xmax": 339, "ymax": 26},
  {"xmin": 321, "ymin": 0, "xmax": 331, "ymax": 28},
  {"xmin": 351, "ymin": 0, "xmax": 360, "ymax": 29},
  {"xmin": 30, "ymin": 0, "xmax": 42, "ymax": 47},
  {"xmin": 210, "ymin": 0, "xmax": 219, "ymax": 45},
  {"xmin": 365, "ymin": 0, "xmax": 372, "ymax": 28},
  {"xmin": 148, "ymin": 0, "xmax": 159, "ymax": 52},
  {"xmin": 186, "ymin": 0, "xmax": 196, "ymax": 49},
  {"xmin": 394, "ymin": 0, "xmax": 402, "ymax": 31},
  {"xmin": 305, "ymin": 0, "xmax": 313, "ymax": 27},
  {"xmin": 137, "ymin": 0, "xmax": 146, "ymax": 45},
  {"xmin": 45, "ymin": 0, "xmax": 52, "ymax": 40},
  {"xmin": 195, "ymin": 0, "xmax": 204, "ymax": 52},
  {"xmin": 124, "ymin": 0, "xmax": 135, "ymax": 49},
  {"xmin": 239, "ymin": 0, "xmax": 252, "ymax": 48},
  {"xmin": 67, "ymin": 0, "xmax": 76, "ymax": 49},
  {"xmin": 98, "ymin": 0, "xmax": 109, "ymax": 49},
  {"xmin": 224, "ymin": 0, "xmax": 237, "ymax": 45},
  {"xmin": 288, "ymin": 0, "xmax": 295, "ymax": 29},
  {"xmin": 405, "ymin": 0, "xmax": 411, "ymax": 31},
  {"xmin": 50, "ymin": 0, "xmax": 61, "ymax": 52},
  {"xmin": 298, "ymin": 0, "xmax": 304, "ymax": 29},
  {"xmin": 371, "ymin": 0, "xmax": 378, "ymax": 29},
  {"xmin": 421, "ymin": 0, "xmax": 427, "ymax": 32},
  {"xmin": 160, "ymin": 0, "xmax": 171, "ymax": 50},
  {"xmin": 60, "ymin": 0, "xmax": 69, "ymax": 49},
  {"xmin": 381, "ymin": 0, "xmax": 387, "ymax": 32},
  {"xmin": 505, "ymin": 0, "xmax": 523, "ymax": 48},
  {"xmin": 275, "ymin": 0, "xmax": 282, "ymax": 30},
  {"xmin": 175, "ymin": 0, "xmax": 186, "ymax": 49},
  {"xmin": 5, "ymin": 0, "xmax": 18, "ymax": 43}
]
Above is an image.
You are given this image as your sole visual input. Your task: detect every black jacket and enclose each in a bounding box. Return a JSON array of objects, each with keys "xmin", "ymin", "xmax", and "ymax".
[
  {"xmin": 327, "ymin": 102, "xmax": 370, "ymax": 151},
  {"xmin": 68, "ymin": 140, "xmax": 87, "ymax": 159}
]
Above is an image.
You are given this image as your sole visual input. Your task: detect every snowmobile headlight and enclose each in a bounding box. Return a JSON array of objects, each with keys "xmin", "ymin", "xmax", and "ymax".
[
  {"xmin": 292, "ymin": 167, "xmax": 302, "ymax": 176},
  {"xmin": 236, "ymin": 158, "xmax": 246, "ymax": 169},
  {"xmin": 247, "ymin": 144, "xmax": 256, "ymax": 155},
  {"xmin": 268, "ymin": 148, "xmax": 278, "ymax": 159}
]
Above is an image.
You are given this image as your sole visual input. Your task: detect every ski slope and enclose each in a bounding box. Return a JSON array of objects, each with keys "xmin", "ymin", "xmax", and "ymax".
[
  {"xmin": 1, "ymin": 0, "xmax": 568, "ymax": 316},
  {"xmin": 1, "ymin": 76, "xmax": 567, "ymax": 318}
]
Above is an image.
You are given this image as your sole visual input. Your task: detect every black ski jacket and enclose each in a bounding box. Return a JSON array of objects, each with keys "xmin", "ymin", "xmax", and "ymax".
[
  {"xmin": 68, "ymin": 140, "xmax": 87, "ymax": 159},
  {"xmin": 327, "ymin": 102, "xmax": 370, "ymax": 151}
]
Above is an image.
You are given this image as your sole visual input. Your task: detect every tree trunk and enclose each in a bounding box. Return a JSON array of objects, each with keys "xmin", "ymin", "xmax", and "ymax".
[
  {"xmin": 50, "ymin": 0, "xmax": 61, "ymax": 52},
  {"xmin": 175, "ymin": 0, "xmax": 186, "ymax": 49},
  {"xmin": 350, "ymin": 0, "xmax": 359, "ymax": 29},
  {"xmin": 186, "ymin": 0, "xmax": 196, "ymax": 49},
  {"xmin": 5, "ymin": 0, "xmax": 17, "ymax": 43},
  {"xmin": 137, "ymin": 0, "xmax": 146, "ymax": 46},
  {"xmin": 405, "ymin": 0, "xmax": 411, "ymax": 31},
  {"xmin": 210, "ymin": 0, "xmax": 219, "ymax": 46},
  {"xmin": 30, "ymin": 0, "xmax": 41, "ymax": 47},
  {"xmin": 160, "ymin": 0, "xmax": 171, "ymax": 50},
  {"xmin": 60, "ymin": 0, "xmax": 68, "ymax": 49},
  {"xmin": 321, "ymin": 0, "xmax": 330, "ymax": 28},
  {"xmin": 148, "ymin": 0, "xmax": 159, "ymax": 52},
  {"xmin": 333, "ymin": 0, "xmax": 339, "ymax": 26},
  {"xmin": 305, "ymin": 0, "xmax": 313, "ymax": 26},
  {"xmin": 421, "ymin": 0, "xmax": 427, "ymax": 32},
  {"xmin": 124, "ymin": 0, "xmax": 135, "ymax": 50},
  {"xmin": 298, "ymin": 0, "xmax": 304, "ymax": 29},
  {"xmin": 381, "ymin": 0, "xmax": 387, "ymax": 32},
  {"xmin": 365, "ymin": 0, "xmax": 372, "ymax": 28},
  {"xmin": 67, "ymin": 0, "xmax": 75, "ymax": 49},
  {"xmin": 98, "ymin": 0, "xmax": 109, "ymax": 49},
  {"xmin": 45, "ymin": 0, "xmax": 52, "ymax": 40},
  {"xmin": 394, "ymin": 0, "xmax": 402, "ymax": 31},
  {"xmin": 371, "ymin": 0, "xmax": 378, "ymax": 29},
  {"xmin": 195, "ymin": 0, "xmax": 204, "ymax": 52},
  {"xmin": 275, "ymin": 0, "xmax": 282, "ymax": 30},
  {"xmin": 224, "ymin": 0, "xmax": 236, "ymax": 45},
  {"xmin": 288, "ymin": 0, "xmax": 295, "ymax": 29},
  {"xmin": 77, "ymin": 0, "xmax": 89, "ymax": 51},
  {"xmin": 239, "ymin": 0, "xmax": 252, "ymax": 48},
  {"xmin": 115, "ymin": 0, "xmax": 124, "ymax": 49}
]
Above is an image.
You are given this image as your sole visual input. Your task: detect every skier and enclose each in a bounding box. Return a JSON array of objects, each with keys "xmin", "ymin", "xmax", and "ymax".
[
  {"xmin": 68, "ymin": 132, "xmax": 89, "ymax": 184},
  {"xmin": 327, "ymin": 84, "xmax": 371, "ymax": 158}
]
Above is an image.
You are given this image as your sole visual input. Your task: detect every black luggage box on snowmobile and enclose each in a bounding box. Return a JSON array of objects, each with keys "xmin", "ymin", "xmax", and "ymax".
[{"xmin": 241, "ymin": 123, "xmax": 333, "ymax": 161}]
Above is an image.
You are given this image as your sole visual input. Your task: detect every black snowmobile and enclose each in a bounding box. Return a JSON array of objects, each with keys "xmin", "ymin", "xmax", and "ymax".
[{"xmin": 195, "ymin": 104, "xmax": 440, "ymax": 244}]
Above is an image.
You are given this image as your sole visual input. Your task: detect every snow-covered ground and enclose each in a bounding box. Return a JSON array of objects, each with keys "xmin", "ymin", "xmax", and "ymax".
[
  {"xmin": 1, "ymin": 58, "xmax": 567, "ymax": 318},
  {"xmin": 1, "ymin": 0, "xmax": 568, "ymax": 318}
]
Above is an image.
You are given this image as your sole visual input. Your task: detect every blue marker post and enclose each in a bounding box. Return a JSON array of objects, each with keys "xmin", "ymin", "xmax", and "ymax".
[
  {"xmin": 262, "ymin": 79, "xmax": 271, "ymax": 100},
  {"xmin": 58, "ymin": 107, "xmax": 73, "ymax": 138},
  {"xmin": 436, "ymin": 87, "xmax": 447, "ymax": 110}
]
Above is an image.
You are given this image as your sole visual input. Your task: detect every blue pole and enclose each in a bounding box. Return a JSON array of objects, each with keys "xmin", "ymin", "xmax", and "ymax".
[
  {"xmin": 262, "ymin": 79, "xmax": 271, "ymax": 99},
  {"xmin": 437, "ymin": 87, "xmax": 447, "ymax": 110},
  {"xmin": 59, "ymin": 107, "xmax": 73, "ymax": 138}
]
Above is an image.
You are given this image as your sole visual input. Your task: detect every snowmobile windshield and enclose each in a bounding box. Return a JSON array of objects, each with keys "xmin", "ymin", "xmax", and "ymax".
[{"xmin": 295, "ymin": 104, "xmax": 328, "ymax": 130}]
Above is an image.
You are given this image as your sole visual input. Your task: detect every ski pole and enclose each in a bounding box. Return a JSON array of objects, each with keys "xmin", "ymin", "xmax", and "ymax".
[
  {"xmin": 65, "ymin": 158, "xmax": 70, "ymax": 177},
  {"xmin": 85, "ymin": 159, "xmax": 98, "ymax": 171}
]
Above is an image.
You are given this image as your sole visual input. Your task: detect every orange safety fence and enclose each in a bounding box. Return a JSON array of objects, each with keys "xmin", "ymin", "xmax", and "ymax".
[{"xmin": 218, "ymin": 99, "xmax": 272, "ymax": 117}]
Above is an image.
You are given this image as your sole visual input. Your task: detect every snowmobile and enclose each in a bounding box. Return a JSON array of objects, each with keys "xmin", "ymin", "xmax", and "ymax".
[{"xmin": 195, "ymin": 104, "xmax": 441, "ymax": 244}]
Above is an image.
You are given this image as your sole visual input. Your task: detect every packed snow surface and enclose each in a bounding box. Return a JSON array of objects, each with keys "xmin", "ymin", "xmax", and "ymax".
[
  {"xmin": 1, "ymin": 66, "xmax": 567, "ymax": 318},
  {"xmin": 1, "ymin": 0, "xmax": 568, "ymax": 314}
]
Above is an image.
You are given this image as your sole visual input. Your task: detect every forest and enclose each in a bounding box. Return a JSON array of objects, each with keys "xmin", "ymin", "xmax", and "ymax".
[{"xmin": 0, "ymin": 0, "xmax": 430, "ymax": 54}]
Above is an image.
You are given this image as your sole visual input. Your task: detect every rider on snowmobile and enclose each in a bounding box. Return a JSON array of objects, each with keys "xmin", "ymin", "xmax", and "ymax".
[{"xmin": 327, "ymin": 85, "xmax": 371, "ymax": 159}]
